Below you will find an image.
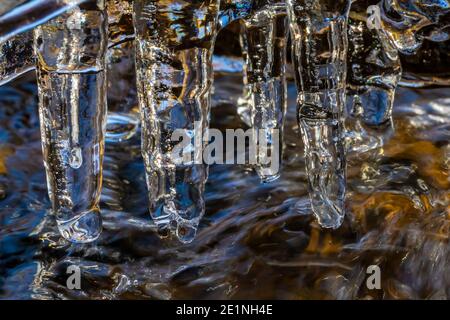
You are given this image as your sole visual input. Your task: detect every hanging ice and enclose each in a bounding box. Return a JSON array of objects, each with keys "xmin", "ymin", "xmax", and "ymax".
[
  {"xmin": 0, "ymin": 0, "xmax": 140, "ymax": 143},
  {"xmin": 349, "ymin": 1, "xmax": 402, "ymax": 126},
  {"xmin": 34, "ymin": 0, "xmax": 107, "ymax": 243},
  {"xmin": 1, "ymin": 0, "xmax": 439, "ymax": 242},
  {"xmin": 133, "ymin": 0, "xmax": 220, "ymax": 243},
  {"xmin": 217, "ymin": 1, "xmax": 253, "ymax": 125},
  {"xmin": 345, "ymin": 0, "xmax": 402, "ymax": 153},
  {"xmin": 239, "ymin": 1, "xmax": 288, "ymax": 182},
  {"xmin": 287, "ymin": 0, "xmax": 350, "ymax": 228}
]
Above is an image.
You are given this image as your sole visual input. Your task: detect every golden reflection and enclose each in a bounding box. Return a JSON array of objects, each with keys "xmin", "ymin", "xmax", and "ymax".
[
  {"xmin": 383, "ymin": 120, "xmax": 449, "ymax": 190},
  {"xmin": 0, "ymin": 145, "xmax": 13, "ymax": 174}
]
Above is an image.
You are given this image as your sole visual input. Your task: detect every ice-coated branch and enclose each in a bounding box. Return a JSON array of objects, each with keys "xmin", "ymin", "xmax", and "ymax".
[
  {"xmin": 133, "ymin": 0, "xmax": 220, "ymax": 243},
  {"xmin": 0, "ymin": 0, "xmax": 89, "ymax": 44},
  {"xmin": 287, "ymin": 0, "xmax": 350, "ymax": 228},
  {"xmin": 34, "ymin": 0, "xmax": 107, "ymax": 243}
]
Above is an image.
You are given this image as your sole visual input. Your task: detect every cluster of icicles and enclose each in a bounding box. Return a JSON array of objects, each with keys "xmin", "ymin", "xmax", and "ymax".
[{"xmin": 0, "ymin": 0, "xmax": 448, "ymax": 243}]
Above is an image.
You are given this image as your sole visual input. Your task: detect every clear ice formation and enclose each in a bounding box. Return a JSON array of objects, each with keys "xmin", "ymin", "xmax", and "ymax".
[
  {"xmin": 0, "ymin": 0, "xmax": 139, "ymax": 143},
  {"xmin": 287, "ymin": 0, "xmax": 350, "ymax": 229},
  {"xmin": 133, "ymin": 0, "xmax": 220, "ymax": 243},
  {"xmin": 34, "ymin": 0, "xmax": 107, "ymax": 243},
  {"xmin": 2, "ymin": 0, "xmax": 448, "ymax": 240},
  {"xmin": 107, "ymin": 0, "xmax": 134, "ymax": 46},
  {"xmin": 348, "ymin": 0, "xmax": 402, "ymax": 126},
  {"xmin": 343, "ymin": 0, "xmax": 450, "ymax": 152},
  {"xmin": 239, "ymin": 1, "xmax": 288, "ymax": 182},
  {"xmin": 345, "ymin": 0, "xmax": 402, "ymax": 153}
]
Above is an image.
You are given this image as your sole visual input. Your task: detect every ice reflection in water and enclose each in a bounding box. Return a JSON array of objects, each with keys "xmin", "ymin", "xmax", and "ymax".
[{"xmin": 0, "ymin": 72, "xmax": 448, "ymax": 299}]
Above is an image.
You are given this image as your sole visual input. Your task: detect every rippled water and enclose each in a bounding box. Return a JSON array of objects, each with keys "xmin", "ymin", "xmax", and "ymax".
[{"xmin": 0, "ymin": 72, "xmax": 448, "ymax": 299}]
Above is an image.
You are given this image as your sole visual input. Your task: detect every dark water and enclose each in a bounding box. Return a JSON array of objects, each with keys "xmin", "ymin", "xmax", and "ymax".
[{"xmin": 0, "ymin": 73, "xmax": 448, "ymax": 299}]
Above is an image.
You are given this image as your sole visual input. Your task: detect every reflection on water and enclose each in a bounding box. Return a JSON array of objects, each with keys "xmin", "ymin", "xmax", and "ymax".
[{"xmin": 0, "ymin": 73, "xmax": 448, "ymax": 299}]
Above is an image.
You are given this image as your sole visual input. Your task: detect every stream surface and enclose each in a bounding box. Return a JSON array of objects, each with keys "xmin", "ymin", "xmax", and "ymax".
[{"xmin": 0, "ymin": 72, "xmax": 448, "ymax": 299}]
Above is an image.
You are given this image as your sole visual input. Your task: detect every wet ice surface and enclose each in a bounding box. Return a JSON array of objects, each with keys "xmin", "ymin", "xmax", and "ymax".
[{"xmin": 0, "ymin": 73, "xmax": 449, "ymax": 299}]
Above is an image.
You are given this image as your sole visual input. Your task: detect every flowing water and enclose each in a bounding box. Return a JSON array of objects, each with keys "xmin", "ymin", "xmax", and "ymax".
[{"xmin": 0, "ymin": 70, "xmax": 448, "ymax": 299}]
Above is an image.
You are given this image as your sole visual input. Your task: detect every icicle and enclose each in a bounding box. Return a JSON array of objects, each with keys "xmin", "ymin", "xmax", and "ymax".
[
  {"xmin": 286, "ymin": 0, "xmax": 350, "ymax": 228},
  {"xmin": 133, "ymin": 0, "xmax": 220, "ymax": 243},
  {"xmin": 239, "ymin": 1, "xmax": 287, "ymax": 182},
  {"xmin": 345, "ymin": 0, "xmax": 401, "ymax": 153},
  {"xmin": 34, "ymin": 0, "xmax": 107, "ymax": 243}
]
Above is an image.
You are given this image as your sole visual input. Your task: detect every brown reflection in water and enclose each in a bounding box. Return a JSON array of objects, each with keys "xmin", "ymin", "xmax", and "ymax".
[{"xmin": 0, "ymin": 74, "xmax": 448, "ymax": 299}]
